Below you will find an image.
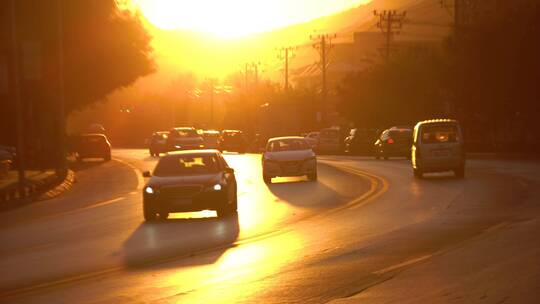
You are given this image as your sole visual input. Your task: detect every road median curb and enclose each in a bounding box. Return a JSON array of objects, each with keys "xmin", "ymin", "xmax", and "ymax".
[{"xmin": 0, "ymin": 170, "xmax": 75, "ymax": 212}]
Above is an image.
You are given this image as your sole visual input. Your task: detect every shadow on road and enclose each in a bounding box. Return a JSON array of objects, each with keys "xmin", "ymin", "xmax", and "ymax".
[
  {"xmin": 266, "ymin": 179, "xmax": 349, "ymax": 209},
  {"xmin": 122, "ymin": 213, "xmax": 240, "ymax": 269}
]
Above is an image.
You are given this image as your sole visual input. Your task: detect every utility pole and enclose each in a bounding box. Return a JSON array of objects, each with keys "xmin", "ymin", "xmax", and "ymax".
[
  {"xmin": 278, "ymin": 47, "xmax": 296, "ymax": 91},
  {"xmin": 244, "ymin": 63, "xmax": 249, "ymax": 91},
  {"xmin": 311, "ymin": 34, "xmax": 335, "ymax": 124},
  {"xmin": 10, "ymin": 0, "xmax": 25, "ymax": 186},
  {"xmin": 373, "ymin": 10, "xmax": 407, "ymax": 61},
  {"xmin": 209, "ymin": 78, "xmax": 215, "ymax": 127},
  {"xmin": 245, "ymin": 62, "xmax": 261, "ymax": 87},
  {"xmin": 439, "ymin": 0, "xmax": 471, "ymax": 44}
]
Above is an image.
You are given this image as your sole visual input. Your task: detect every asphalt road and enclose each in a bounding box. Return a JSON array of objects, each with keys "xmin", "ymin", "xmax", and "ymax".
[{"xmin": 1, "ymin": 149, "xmax": 539, "ymax": 303}]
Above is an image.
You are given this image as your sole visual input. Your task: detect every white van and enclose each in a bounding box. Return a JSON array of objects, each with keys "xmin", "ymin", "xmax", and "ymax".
[{"xmin": 412, "ymin": 119, "xmax": 465, "ymax": 178}]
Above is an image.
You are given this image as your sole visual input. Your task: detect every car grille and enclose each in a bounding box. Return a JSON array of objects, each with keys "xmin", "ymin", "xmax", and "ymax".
[{"xmin": 161, "ymin": 185, "xmax": 202, "ymax": 198}]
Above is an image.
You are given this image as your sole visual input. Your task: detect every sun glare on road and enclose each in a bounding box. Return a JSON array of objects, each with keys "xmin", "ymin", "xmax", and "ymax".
[{"xmin": 137, "ymin": 0, "xmax": 372, "ymax": 38}]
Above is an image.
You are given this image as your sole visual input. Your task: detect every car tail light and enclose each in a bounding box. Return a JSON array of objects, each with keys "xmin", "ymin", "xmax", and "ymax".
[{"xmin": 387, "ymin": 138, "xmax": 395, "ymax": 144}]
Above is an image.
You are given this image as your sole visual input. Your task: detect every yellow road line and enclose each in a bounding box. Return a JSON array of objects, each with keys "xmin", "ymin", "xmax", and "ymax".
[{"xmin": 0, "ymin": 159, "xmax": 389, "ymax": 299}]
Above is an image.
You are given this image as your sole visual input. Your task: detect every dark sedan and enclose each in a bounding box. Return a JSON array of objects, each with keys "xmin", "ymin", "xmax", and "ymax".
[
  {"xmin": 142, "ymin": 150, "xmax": 237, "ymax": 221},
  {"xmin": 219, "ymin": 130, "xmax": 247, "ymax": 153},
  {"xmin": 75, "ymin": 133, "xmax": 112, "ymax": 162},
  {"xmin": 374, "ymin": 127, "xmax": 413, "ymax": 159}
]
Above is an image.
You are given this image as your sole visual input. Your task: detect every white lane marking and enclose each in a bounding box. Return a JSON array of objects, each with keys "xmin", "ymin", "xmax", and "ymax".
[
  {"xmin": 79, "ymin": 197, "xmax": 125, "ymax": 211},
  {"xmin": 113, "ymin": 157, "xmax": 144, "ymax": 190},
  {"xmin": 374, "ymin": 254, "xmax": 433, "ymax": 275}
]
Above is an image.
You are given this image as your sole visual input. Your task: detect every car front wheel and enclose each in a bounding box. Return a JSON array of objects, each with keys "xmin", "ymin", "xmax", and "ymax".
[{"xmin": 143, "ymin": 201, "xmax": 158, "ymax": 221}]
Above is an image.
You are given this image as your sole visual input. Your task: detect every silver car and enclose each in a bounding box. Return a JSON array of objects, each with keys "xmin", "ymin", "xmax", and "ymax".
[{"xmin": 262, "ymin": 137, "xmax": 317, "ymax": 184}]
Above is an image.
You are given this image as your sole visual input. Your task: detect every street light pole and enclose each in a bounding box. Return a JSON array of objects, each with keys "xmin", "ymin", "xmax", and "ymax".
[{"xmin": 10, "ymin": 0, "xmax": 26, "ymax": 186}]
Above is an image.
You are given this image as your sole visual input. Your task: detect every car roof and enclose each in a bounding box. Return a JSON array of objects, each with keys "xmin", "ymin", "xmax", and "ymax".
[
  {"xmin": 171, "ymin": 127, "xmax": 196, "ymax": 131},
  {"xmin": 415, "ymin": 119, "xmax": 459, "ymax": 128},
  {"xmin": 80, "ymin": 133, "xmax": 106, "ymax": 138},
  {"xmin": 164, "ymin": 149, "xmax": 220, "ymax": 158},
  {"xmin": 268, "ymin": 136, "xmax": 306, "ymax": 142}
]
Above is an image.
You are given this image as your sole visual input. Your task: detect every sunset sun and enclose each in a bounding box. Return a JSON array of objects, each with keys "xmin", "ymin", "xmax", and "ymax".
[{"xmin": 137, "ymin": 0, "xmax": 372, "ymax": 38}]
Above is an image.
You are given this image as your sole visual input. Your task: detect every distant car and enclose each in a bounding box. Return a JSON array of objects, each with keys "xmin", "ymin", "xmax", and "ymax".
[
  {"xmin": 142, "ymin": 150, "xmax": 238, "ymax": 220},
  {"xmin": 374, "ymin": 127, "xmax": 413, "ymax": 159},
  {"xmin": 149, "ymin": 131, "xmax": 169, "ymax": 157},
  {"xmin": 304, "ymin": 132, "xmax": 320, "ymax": 149},
  {"xmin": 317, "ymin": 128, "xmax": 341, "ymax": 154},
  {"xmin": 203, "ymin": 130, "xmax": 221, "ymax": 149},
  {"xmin": 75, "ymin": 134, "xmax": 111, "ymax": 162},
  {"xmin": 166, "ymin": 127, "xmax": 205, "ymax": 152},
  {"xmin": 412, "ymin": 119, "xmax": 465, "ymax": 178},
  {"xmin": 86, "ymin": 123, "xmax": 106, "ymax": 134},
  {"xmin": 0, "ymin": 145, "xmax": 15, "ymax": 161},
  {"xmin": 219, "ymin": 130, "xmax": 247, "ymax": 153},
  {"xmin": 251, "ymin": 133, "xmax": 266, "ymax": 152},
  {"xmin": 344, "ymin": 128, "xmax": 377, "ymax": 155},
  {"xmin": 0, "ymin": 146, "xmax": 14, "ymax": 175},
  {"xmin": 262, "ymin": 136, "xmax": 317, "ymax": 184}
]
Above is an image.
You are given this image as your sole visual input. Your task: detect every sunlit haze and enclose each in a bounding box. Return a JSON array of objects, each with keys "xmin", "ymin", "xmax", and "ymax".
[{"xmin": 137, "ymin": 0, "xmax": 372, "ymax": 38}]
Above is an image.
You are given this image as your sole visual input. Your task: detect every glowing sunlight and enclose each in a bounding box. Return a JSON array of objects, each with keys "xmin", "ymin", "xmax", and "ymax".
[{"xmin": 137, "ymin": 0, "xmax": 372, "ymax": 38}]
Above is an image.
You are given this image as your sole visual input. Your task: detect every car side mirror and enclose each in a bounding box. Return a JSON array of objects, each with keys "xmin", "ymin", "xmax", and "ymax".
[
  {"xmin": 142, "ymin": 171, "xmax": 151, "ymax": 178},
  {"xmin": 224, "ymin": 167, "xmax": 235, "ymax": 174}
]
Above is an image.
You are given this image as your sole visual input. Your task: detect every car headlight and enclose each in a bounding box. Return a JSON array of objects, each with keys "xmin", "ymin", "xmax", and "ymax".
[
  {"xmin": 206, "ymin": 184, "xmax": 223, "ymax": 191},
  {"xmin": 199, "ymin": 144, "xmax": 205, "ymax": 148},
  {"xmin": 144, "ymin": 186, "xmax": 155, "ymax": 194},
  {"xmin": 175, "ymin": 145, "xmax": 182, "ymax": 149}
]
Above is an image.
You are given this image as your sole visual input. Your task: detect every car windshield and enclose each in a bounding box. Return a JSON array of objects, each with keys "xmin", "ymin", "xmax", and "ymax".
[
  {"xmin": 153, "ymin": 155, "xmax": 219, "ymax": 176},
  {"xmin": 389, "ymin": 130, "xmax": 412, "ymax": 141},
  {"xmin": 320, "ymin": 130, "xmax": 339, "ymax": 138},
  {"xmin": 81, "ymin": 136, "xmax": 105, "ymax": 143},
  {"xmin": 268, "ymin": 139, "xmax": 310, "ymax": 152},
  {"xmin": 421, "ymin": 125, "xmax": 459, "ymax": 144},
  {"xmin": 171, "ymin": 129, "xmax": 198, "ymax": 138},
  {"xmin": 223, "ymin": 132, "xmax": 241, "ymax": 137}
]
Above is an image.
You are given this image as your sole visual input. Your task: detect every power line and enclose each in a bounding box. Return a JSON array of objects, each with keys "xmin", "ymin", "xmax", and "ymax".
[
  {"xmin": 242, "ymin": 62, "xmax": 261, "ymax": 91},
  {"xmin": 277, "ymin": 47, "xmax": 296, "ymax": 91},
  {"xmin": 311, "ymin": 33, "xmax": 336, "ymax": 124},
  {"xmin": 373, "ymin": 10, "xmax": 407, "ymax": 61}
]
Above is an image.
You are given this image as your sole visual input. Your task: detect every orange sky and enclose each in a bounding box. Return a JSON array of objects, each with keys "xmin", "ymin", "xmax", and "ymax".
[{"xmin": 123, "ymin": 0, "xmax": 375, "ymax": 89}]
